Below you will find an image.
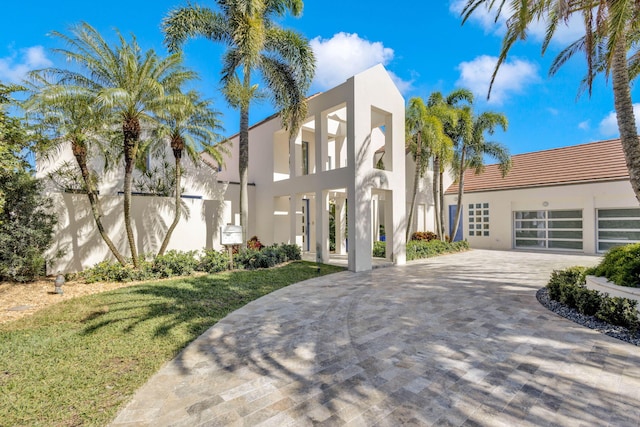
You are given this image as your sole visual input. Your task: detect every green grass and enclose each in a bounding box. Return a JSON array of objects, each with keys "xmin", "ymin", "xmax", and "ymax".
[{"xmin": 0, "ymin": 261, "xmax": 344, "ymax": 426}]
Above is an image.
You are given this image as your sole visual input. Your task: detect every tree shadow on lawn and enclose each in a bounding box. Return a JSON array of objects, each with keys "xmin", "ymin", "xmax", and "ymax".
[{"xmin": 80, "ymin": 262, "xmax": 340, "ymax": 343}]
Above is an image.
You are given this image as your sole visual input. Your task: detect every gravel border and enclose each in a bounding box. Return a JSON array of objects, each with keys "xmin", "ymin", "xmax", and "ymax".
[{"xmin": 537, "ymin": 287, "xmax": 640, "ymax": 346}]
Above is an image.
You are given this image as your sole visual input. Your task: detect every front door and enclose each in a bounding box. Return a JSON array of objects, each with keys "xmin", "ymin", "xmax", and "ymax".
[{"xmin": 449, "ymin": 204, "xmax": 463, "ymax": 242}]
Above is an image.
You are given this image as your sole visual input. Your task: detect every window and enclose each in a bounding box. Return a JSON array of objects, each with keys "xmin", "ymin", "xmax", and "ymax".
[
  {"xmin": 597, "ymin": 208, "xmax": 640, "ymax": 252},
  {"xmin": 302, "ymin": 141, "xmax": 309, "ymax": 175},
  {"xmin": 514, "ymin": 209, "xmax": 583, "ymax": 251},
  {"xmin": 468, "ymin": 203, "xmax": 490, "ymax": 237}
]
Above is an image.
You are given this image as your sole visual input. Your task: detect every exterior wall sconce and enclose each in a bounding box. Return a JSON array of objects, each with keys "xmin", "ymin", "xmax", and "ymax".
[
  {"xmin": 54, "ymin": 273, "xmax": 65, "ymax": 295},
  {"xmin": 543, "ymin": 201, "xmax": 549, "ymax": 207}
]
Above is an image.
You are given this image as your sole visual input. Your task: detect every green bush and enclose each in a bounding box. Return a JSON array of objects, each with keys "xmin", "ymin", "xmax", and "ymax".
[
  {"xmin": 406, "ymin": 239, "xmax": 469, "ymax": 261},
  {"xmin": 373, "ymin": 241, "xmax": 386, "ymax": 258},
  {"xmin": 591, "ymin": 243, "xmax": 640, "ymax": 287},
  {"xmin": 0, "ymin": 171, "xmax": 57, "ymax": 282},
  {"xmin": 546, "ymin": 266, "xmax": 639, "ymax": 332},
  {"xmin": 81, "ymin": 258, "xmax": 155, "ymax": 283},
  {"xmin": 198, "ymin": 249, "xmax": 230, "ymax": 273},
  {"xmin": 280, "ymin": 243, "xmax": 302, "ymax": 261},
  {"xmin": 152, "ymin": 250, "xmax": 199, "ymax": 278},
  {"xmin": 596, "ymin": 297, "xmax": 639, "ymax": 332}
]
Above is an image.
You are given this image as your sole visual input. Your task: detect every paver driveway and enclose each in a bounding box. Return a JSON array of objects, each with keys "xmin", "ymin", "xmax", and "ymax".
[{"xmin": 111, "ymin": 250, "xmax": 640, "ymax": 426}]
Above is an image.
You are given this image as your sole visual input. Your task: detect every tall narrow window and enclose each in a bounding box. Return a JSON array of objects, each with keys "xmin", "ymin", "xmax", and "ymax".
[{"xmin": 302, "ymin": 141, "xmax": 309, "ymax": 175}]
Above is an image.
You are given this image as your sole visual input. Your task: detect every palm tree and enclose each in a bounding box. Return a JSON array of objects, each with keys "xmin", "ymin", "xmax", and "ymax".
[
  {"xmin": 163, "ymin": 0, "xmax": 315, "ymax": 245},
  {"xmin": 24, "ymin": 80, "xmax": 128, "ymax": 266},
  {"xmin": 450, "ymin": 109, "xmax": 511, "ymax": 241},
  {"xmin": 405, "ymin": 97, "xmax": 454, "ymax": 240},
  {"xmin": 427, "ymin": 89, "xmax": 473, "ymax": 239},
  {"xmin": 154, "ymin": 91, "xmax": 226, "ymax": 256},
  {"xmin": 461, "ymin": 1, "xmax": 640, "ymax": 203},
  {"xmin": 45, "ymin": 22, "xmax": 196, "ymax": 268}
]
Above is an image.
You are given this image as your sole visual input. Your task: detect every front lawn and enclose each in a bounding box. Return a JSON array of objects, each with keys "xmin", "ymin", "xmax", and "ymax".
[{"xmin": 0, "ymin": 261, "xmax": 344, "ymax": 426}]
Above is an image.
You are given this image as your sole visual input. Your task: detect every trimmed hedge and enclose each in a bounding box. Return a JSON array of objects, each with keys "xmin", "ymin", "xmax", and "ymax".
[
  {"xmin": 546, "ymin": 266, "xmax": 639, "ymax": 332},
  {"xmin": 590, "ymin": 243, "xmax": 640, "ymax": 288},
  {"xmin": 406, "ymin": 239, "xmax": 469, "ymax": 261},
  {"xmin": 80, "ymin": 243, "xmax": 303, "ymax": 282}
]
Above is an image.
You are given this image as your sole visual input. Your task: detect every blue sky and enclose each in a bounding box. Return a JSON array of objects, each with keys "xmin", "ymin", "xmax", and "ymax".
[{"xmin": 2, "ymin": 0, "xmax": 639, "ymax": 156}]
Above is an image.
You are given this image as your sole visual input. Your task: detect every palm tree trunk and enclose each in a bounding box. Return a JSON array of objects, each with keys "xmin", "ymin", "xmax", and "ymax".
[
  {"xmin": 239, "ymin": 70, "xmax": 251, "ymax": 248},
  {"xmin": 450, "ymin": 146, "xmax": 466, "ymax": 241},
  {"xmin": 73, "ymin": 144, "xmax": 127, "ymax": 266},
  {"xmin": 123, "ymin": 119, "xmax": 140, "ymax": 268},
  {"xmin": 158, "ymin": 150, "xmax": 182, "ymax": 256},
  {"xmin": 439, "ymin": 166, "xmax": 446, "ymax": 241},
  {"xmin": 433, "ymin": 155, "xmax": 442, "ymax": 238},
  {"xmin": 406, "ymin": 132, "xmax": 422, "ymax": 241},
  {"xmin": 610, "ymin": 26, "xmax": 640, "ymax": 203}
]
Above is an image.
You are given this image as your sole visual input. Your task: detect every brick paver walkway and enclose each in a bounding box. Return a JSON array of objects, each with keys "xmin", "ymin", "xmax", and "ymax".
[{"xmin": 111, "ymin": 250, "xmax": 640, "ymax": 426}]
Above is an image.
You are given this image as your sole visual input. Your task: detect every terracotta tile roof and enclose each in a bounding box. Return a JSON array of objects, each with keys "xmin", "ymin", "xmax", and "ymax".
[{"xmin": 445, "ymin": 138, "xmax": 631, "ymax": 194}]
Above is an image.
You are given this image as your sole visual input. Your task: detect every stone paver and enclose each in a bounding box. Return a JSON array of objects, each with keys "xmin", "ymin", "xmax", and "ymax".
[{"xmin": 111, "ymin": 250, "xmax": 640, "ymax": 426}]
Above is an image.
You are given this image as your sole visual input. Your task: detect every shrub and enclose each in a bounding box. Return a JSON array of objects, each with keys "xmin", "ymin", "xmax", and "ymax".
[
  {"xmin": 596, "ymin": 297, "xmax": 639, "ymax": 332},
  {"xmin": 81, "ymin": 258, "xmax": 155, "ymax": 283},
  {"xmin": 373, "ymin": 241, "xmax": 386, "ymax": 258},
  {"xmin": 198, "ymin": 249, "xmax": 230, "ymax": 273},
  {"xmin": 0, "ymin": 171, "xmax": 57, "ymax": 282},
  {"xmin": 152, "ymin": 250, "xmax": 199, "ymax": 278},
  {"xmin": 280, "ymin": 243, "xmax": 302, "ymax": 261},
  {"xmin": 591, "ymin": 243, "xmax": 640, "ymax": 287},
  {"xmin": 406, "ymin": 239, "xmax": 469, "ymax": 261},
  {"xmin": 410, "ymin": 231, "xmax": 438, "ymax": 242},
  {"xmin": 546, "ymin": 266, "xmax": 639, "ymax": 332}
]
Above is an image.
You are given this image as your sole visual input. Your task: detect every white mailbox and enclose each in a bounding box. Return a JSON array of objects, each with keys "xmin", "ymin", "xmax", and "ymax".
[{"xmin": 220, "ymin": 225, "xmax": 243, "ymax": 246}]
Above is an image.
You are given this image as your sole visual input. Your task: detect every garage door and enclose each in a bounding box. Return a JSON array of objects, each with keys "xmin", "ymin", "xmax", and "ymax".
[
  {"xmin": 597, "ymin": 208, "xmax": 640, "ymax": 252},
  {"xmin": 514, "ymin": 209, "xmax": 583, "ymax": 251}
]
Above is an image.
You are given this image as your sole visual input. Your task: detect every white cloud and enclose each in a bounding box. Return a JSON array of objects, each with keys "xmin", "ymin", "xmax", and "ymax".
[
  {"xmin": 599, "ymin": 104, "xmax": 640, "ymax": 136},
  {"xmin": 310, "ymin": 32, "xmax": 412, "ymax": 92},
  {"xmin": 0, "ymin": 46, "xmax": 52, "ymax": 83},
  {"xmin": 449, "ymin": 0, "xmax": 583, "ymax": 46},
  {"xmin": 456, "ymin": 55, "xmax": 539, "ymax": 104},
  {"xmin": 578, "ymin": 120, "xmax": 590, "ymax": 131},
  {"xmin": 547, "ymin": 107, "xmax": 559, "ymax": 116}
]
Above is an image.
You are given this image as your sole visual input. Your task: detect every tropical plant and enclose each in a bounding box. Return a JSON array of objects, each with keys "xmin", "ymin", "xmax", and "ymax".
[
  {"xmin": 153, "ymin": 91, "xmax": 225, "ymax": 256},
  {"xmin": 0, "ymin": 83, "xmax": 30, "ymax": 222},
  {"xmin": 461, "ymin": 1, "xmax": 640, "ymax": 203},
  {"xmin": 163, "ymin": 0, "xmax": 315, "ymax": 245},
  {"xmin": 404, "ymin": 97, "xmax": 454, "ymax": 240},
  {"xmin": 0, "ymin": 170, "xmax": 57, "ymax": 282},
  {"xmin": 44, "ymin": 22, "xmax": 196, "ymax": 268},
  {"xmin": 25, "ymin": 79, "xmax": 129, "ymax": 266},
  {"xmin": 427, "ymin": 89, "xmax": 473, "ymax": 239},
  {"xmin": 450, "ymin": 109, "xmax": 511, "ymax": 240}
]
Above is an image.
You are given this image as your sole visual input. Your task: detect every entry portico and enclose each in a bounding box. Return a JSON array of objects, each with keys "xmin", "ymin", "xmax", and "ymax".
[{"xmin": 214, "ymin": 64, "xmax": 407, "ymax": 271}]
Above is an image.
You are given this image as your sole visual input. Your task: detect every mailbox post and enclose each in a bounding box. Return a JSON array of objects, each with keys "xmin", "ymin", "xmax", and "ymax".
[{"xmin": 220, "ymin": 225, "xmax": 243, "ymax": 269}]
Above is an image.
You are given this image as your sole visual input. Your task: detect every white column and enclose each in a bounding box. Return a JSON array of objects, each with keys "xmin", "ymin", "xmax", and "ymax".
[{"xmin": 289, "ymin": 194, "xmax": 297, "ymax": 247}]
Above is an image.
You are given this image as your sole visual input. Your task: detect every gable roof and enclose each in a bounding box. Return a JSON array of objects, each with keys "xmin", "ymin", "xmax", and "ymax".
[{"xmin": 445, "ymin": 138, "xmax": 630, "ymax": 194}]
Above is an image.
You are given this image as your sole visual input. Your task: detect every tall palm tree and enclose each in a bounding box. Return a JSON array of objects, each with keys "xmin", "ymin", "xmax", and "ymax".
[
  {"xmin": 427, "ymin": 89, "xmax": 473, "ymax": 239},
  {"xmin": 45, "ymin": 22, "xmax": 196, "ymax": 268},
  {"xmin": 154, "ymin": 91, "xmax": 226, "ymax": 256},
  {"xmin": 24, "ymin": 80, "xmax": 128, "ymax": 266},
  {"xmin": 163, "ymin": 0, "xmax": 315, "ymax": 245},
  {"xmin": 404, "ymin": 97, "xmax": 454, "ymax": 240},
  {"xmin": 450, "ymin": 109, "xmax": 511, "ymax": 241},
  {"xmin": 461, "ymin": 1, "xmax": 640, "ymax": 203}
]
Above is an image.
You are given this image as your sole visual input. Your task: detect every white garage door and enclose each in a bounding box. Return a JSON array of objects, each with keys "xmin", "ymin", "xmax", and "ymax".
[
  {"xmin": 514, "ymin": 209, "xmax": 583, "ymax": 251},
  {"xmin": 597, "ymin": 208, "xmax": 640, "ymax": 252}
]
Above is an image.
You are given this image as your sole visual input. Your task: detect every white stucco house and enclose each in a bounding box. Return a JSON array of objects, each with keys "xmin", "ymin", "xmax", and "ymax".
[
  {"xmin": 44, "ymin": 63, "xmax": 635, "ymax": 274},
  {"xmin": 443, "ymin": 138, "xmax": 639, "ymax": 254},
  {"xmin": 41, "ymin": 64, "xmax": 447, "ymax": 273}
]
